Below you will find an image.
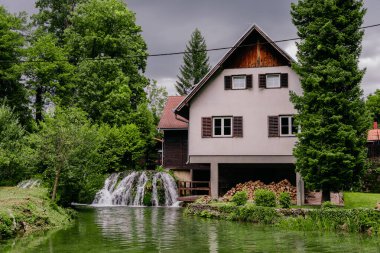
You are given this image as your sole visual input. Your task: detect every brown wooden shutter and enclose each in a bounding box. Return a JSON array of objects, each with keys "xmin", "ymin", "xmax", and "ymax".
[
  {"xmin": 233, "ymin": 116, "xmax": 243, "ymax": 137},
  {"xmin": 224, "ymin": 76, "xmax": 232, "ymax": 90},
  {"xmin": 202, "ymin": 117, "xmax": 212, "ymax": 138},
  {"xmin": 246, "ymin": 75, "xmax": 253, "ymax": 89},
  {"xmin": 268, "ymin": 116, "xmax": 279, "ymax": 137},
  {"xmin": 259, "ymin": 74, "xmax": 266, "ymax": 88},
  {"xmin": 281, "ymin": 73, "xmax": 288, "ymax": 88}
]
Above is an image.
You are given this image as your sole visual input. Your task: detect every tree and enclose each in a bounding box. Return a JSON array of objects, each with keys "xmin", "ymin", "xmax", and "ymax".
[
  {"xmin": 146, "ymin": 80, "xmax": 168, "ymax": 120},
  {"xmin": 33, "ymin": 107, "xmax": 103, "ymax": 204},
  {"xmin": 176, "ymin": 28, "xmax": 211, "ymax": 95},
  {"xmin": 65, "ymin": 0, "xmax": 149, "ymax": 125},
  {"xmin": 290, "ymin": 0, "xmax": 370, "ymax": 201},
  {"xmin": 0, "ymin": 105, "xmax": 35, "ymax": 185},
  {"xmin": 366, "ymin": 89, "xmax": 380, "ymax": 122},
  {"xmin": 24, "ymin": 32, "xmax": 76, "ymax": 122},
  {"xmin": 34, "ymin": 0, "xmax": 83, "ymax": 44},
  {"xmin": 0, "ymin": 6, "xmax": 32, "ymax": 129}
]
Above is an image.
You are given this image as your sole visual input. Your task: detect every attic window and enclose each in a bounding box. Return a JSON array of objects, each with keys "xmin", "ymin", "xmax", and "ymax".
[
  {"xmin": 232, "ymin": 76, "xmax": 246, "ymax": 89},
  {"xmin": 266, "ymin": 74, "xmax": 281, "ymax": 88}
]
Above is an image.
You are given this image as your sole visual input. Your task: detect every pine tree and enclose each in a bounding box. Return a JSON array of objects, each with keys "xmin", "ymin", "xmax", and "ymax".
[
  {"xmin": 176, "ymin": 28, "xmax": 210, "ymax": 95},
  {"xmin": 290, "ymin": 0, "xmax": 370, "ymax": 201},
  {"xmin": 366, "ymin": 89, "xmax": 380, "ymax": 122}
]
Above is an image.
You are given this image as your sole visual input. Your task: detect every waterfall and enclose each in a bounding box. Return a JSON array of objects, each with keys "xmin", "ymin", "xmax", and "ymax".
[
  {"xmin": 17, "ymin": 179, "xmax": 41, "ymax": 189},
  {"xmin": 92, "ymin": 171, "xmax": 179, "ymax": 207}
]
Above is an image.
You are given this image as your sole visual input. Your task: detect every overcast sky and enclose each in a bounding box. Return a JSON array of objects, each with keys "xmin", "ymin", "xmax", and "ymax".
[{"xmin": 1, "ymin": 0, "xmax": 379, "ymax": 96}]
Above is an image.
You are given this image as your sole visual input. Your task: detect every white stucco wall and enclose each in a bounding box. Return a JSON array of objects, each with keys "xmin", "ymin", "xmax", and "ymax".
[{"xmin": 188, "ymin": 66, "xmax": 302, "ymax": 157}]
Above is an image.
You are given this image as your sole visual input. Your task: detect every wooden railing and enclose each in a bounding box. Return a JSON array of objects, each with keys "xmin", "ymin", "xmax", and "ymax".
[{"xmin": 177, "ymin": 181, "xmax": 210, "ymax": 196}]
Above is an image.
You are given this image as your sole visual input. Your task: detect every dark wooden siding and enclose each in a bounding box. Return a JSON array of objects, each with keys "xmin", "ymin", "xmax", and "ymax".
[
  {"xmin": 163, "ymin": 130, "xmax": 189, "ymax": 169},
  {"xmin": 223, "ymin": 33, "xmax": 289, "ymax": 69},
  {"xmin": 368, "ymin": 141, "xmax": 380, "ymax": 161}
]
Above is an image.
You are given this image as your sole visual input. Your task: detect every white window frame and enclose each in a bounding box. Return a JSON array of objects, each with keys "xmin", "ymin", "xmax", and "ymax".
[
  {"xmin": 266, "ymin": 74, "xmax": 281, "ymax": 88},
  {"xmin": 279, "ymin": 116, "xmax": 297, "ymax": 136},
  {"xmin": 232, "ymin": 75, "xmax": 246, "ymax": 90},
  {"xmin": 213, "ymin": 117, "xmax": 233, "ymax": 137}
]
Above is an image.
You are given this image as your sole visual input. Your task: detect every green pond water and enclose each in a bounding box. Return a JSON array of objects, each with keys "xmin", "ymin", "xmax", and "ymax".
[{"xmin": 1, "ymin": 207, "xmax": 380, "ymax": 253}]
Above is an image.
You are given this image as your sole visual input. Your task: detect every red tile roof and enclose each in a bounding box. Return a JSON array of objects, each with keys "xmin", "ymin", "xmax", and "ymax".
[
  {"xmin": 368, "ymin": 129, "xmax": 380, "ymax": 141},
  {"xmin": 158, "ymin": 96, "xmax": 188, "ymax": 129}
]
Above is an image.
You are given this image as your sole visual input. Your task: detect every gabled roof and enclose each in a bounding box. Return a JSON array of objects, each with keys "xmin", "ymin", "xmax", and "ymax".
[
  {"xmin": 158, "ymin": 96, "xmax": 188, "ymax": 130},
  {"xmin": 175, "ymin": 24, "xmax": 295, "ymax": 119},
  {"xmin": 368, "ymin": 129, "xmax": 380, "ymax": 142}
]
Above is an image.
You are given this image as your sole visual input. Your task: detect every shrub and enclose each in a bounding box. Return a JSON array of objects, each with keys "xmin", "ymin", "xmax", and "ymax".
[
  {"xmin": 254, "ymin": 189, "xmax": 276, "ymax": 207},
  {"xmin": 279, "ymin": 192, "xmax": 291, "ymax": 208},
  {"xmin": 227, "ymin": 204, "xmax": 280, "ymax": 224},
  {"xmin": 231, "ymin": 191, "xmax": 248, "ymax": 206},
  {"xmin": 321, "ymin": 201, "xmax": 334, "ymax": 209}
]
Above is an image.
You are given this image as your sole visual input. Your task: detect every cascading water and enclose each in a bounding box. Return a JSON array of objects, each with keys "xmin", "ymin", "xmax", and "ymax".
[
  {"xmin": 17, "ymin": 179, "xmax": 42, "ymax": 189},
  {"xmin": 92, "ymin": 171, "xmax": 179, "ymax": 207}
]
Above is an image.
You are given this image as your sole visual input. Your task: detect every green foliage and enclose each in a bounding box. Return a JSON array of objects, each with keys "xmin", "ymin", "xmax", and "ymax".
[
  {"xmin": 34, "ymin": 0, "xmax": 83, "ymax": 43},
  {"xmin": 229, "ymin": 205, "xmax": 281, "ymax": 224},
  {"xmin": 176, "ymin": 28, "xmax": 211, "ymax": 95},
  {"xmin": 290, "ymin": 0, "xmax": 370, "ymax": 195},
  {"xmin": 31, "ymin": 107, "xmax": 104, "ymax": 205},
  {"xmin": 279, "ymin": 192, "xmax": 291, "ymax": 208},
  {"xmin": 98, "ymin": 124, "xmax": 146, "ymax": 172},
  {"xmin": 366, "ymin": 89, "xmax": 380, "ymax": 122},
  {"xmin": 321, "ymin": 201, "xmax": 334, "ymax": 209},
  {"xmin": 254, "ymin": 189, "xmax": 276, "ymax": 207},
  {"xmin": 65, "ymin": 0, "xmax": 149, "ymax": 124},
  {"xmin": 146, "ymin": 80, "xmax": 168, "ymax": 120},
  {"xmin": 24, "ymin": 32, "xmax": 76, "ymax": 122},
  {"xmin": 0, "ymin": 6, "xmax": 32, "ymax": 129},
  {"xmin": 280, "ymin": 209, "xmax": 380, "ymax": 234},
  {"xmin": 231, "ymin": 191, "xmax": 248, "ymax": 206},
  {"xmin": 0, "ymin": 105, "xmax": 36, "ymax": 186}
]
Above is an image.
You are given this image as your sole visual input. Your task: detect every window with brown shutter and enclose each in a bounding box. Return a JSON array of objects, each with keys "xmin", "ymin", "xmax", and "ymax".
[
  {"xmin": 202, "ymin": 117, "xmax": 212, "ymax": 138},
  {"xmin": 259, "ymin": 74, "xmax": 266, "ymax": 88},
  {"xmin": 224, "ymin": 76, "xmax": 232, "ymax": 90},
  {"xmin": 268, "ymin": 116, "xmax": 279, "ymax": 137},
  {"xmin": 281, "ymin": 73, "xmax": 288, "ymax": 88},
  {"xmin": 246, "ymin": 75, "xmax": 253, "ymax": 89},
  {"xmin": 233, "ymin": 116, "xmax": 243, "ymax": 137}
]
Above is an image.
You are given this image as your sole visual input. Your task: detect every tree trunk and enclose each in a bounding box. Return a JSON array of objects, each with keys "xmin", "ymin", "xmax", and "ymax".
[
  {"xmin": 51, "ymin": 167, "xmax": 61, "ymax": 202},
  {"xmin": 321, "ymin": 189, "xmax": 331, "ymax": 202},
  {"xmin": 35, "ymin": 86, "xmax": 43, "ymax": 122}
]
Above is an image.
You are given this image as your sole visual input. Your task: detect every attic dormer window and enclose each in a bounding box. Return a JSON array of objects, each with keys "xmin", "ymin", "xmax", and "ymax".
[{"xmin": 232, "ymin": 76, "xmax": 246, "ymax": 89}]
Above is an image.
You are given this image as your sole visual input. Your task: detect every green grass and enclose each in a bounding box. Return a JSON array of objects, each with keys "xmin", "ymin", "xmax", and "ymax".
[
  {"xmin": 344, "ymin": 192, "xmax": 380, "ymax": 209},
  {"xmin": 0, "ymin": 187, "xmax": 75, "ymax": 239}
]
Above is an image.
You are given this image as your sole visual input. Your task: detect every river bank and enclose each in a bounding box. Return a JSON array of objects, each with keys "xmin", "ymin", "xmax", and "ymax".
[
  {"xmin": 0, "ymin": 187, "xmax": 75, "ymax": 240},
  {"xmin": 186, "ymin": 203, "xmax": 380, "ymax": 235}
]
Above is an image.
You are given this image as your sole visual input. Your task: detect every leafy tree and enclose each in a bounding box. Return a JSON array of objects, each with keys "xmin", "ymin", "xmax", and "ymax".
[
  {"xmin": 65, "ymin": 0, "xmax": 149, "ymax": 124},
  {"xmin": 24, "ymin": 32, "xmax": 76, "ymax": 122},
  {"xmin": 34, "ymin": 0, "xmax": 83, "ymax": 43},
  {"xmin": 176, "ymin": 28, "xmax": 211, "ymax": 95},
  {"xmin": 33, "ymin": 107, "xmax": 103, "ymax": 204},
  {"xmin": 0, "ymin": 105, "xmax": 35, "ymax": 185},
  {"xmin": 291, "ymin": 0, "xmax": 370, "ymax": 201},
  {"xmin": 98, "ymin": 123, "xmax": 146, "ymax": 173},
  {"xmin": 146, "ymin": 80, "xmax": 168, "ymax": 120},
  {"xmin": 366, "ymin": 89, "xmax": 380, "ymax": 122},
  {"xmin": 0, "ymin": 6, "xmax": 32, "ymax": 129}
]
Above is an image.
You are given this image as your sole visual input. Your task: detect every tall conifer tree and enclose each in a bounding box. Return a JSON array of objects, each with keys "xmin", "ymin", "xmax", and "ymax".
[
  {"xmin": 291, "ymin": 0, "xmax": 370, "ymax": 201},
  {"xmin": 176, "ymin": 28, "xmax": 210, "ymax": 95}
]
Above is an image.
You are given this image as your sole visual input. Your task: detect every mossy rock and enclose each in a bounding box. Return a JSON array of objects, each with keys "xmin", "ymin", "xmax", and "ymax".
[{"xmin": 143, "ymin": 192, "xmax": 152, "ymax": 206}]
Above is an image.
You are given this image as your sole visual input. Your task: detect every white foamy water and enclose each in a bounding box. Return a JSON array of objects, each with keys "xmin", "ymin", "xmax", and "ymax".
[{"xmin": 92, "ymin": 171, "xmax": 178, "ymax": 207}]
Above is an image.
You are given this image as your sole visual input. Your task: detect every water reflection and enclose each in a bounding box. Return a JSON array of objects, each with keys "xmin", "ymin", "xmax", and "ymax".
[{"xmin": 1, "ymin": 207, "xmax": 380, "ymax": 253}]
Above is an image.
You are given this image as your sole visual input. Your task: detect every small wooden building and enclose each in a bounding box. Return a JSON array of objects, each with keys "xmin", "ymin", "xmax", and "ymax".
[{"xmin": 368, "ymin": 122, "xmax": 380, "ymax": 161}]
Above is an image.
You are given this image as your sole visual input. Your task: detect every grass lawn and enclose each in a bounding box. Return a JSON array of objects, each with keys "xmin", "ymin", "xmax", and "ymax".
[
  {"xmin": 0, "ymin": 187, "xmax": 74, "ymax": 239},
  {"xmin": 343, "ymin": 192, "xmax": 380, "ymax": 209}
]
